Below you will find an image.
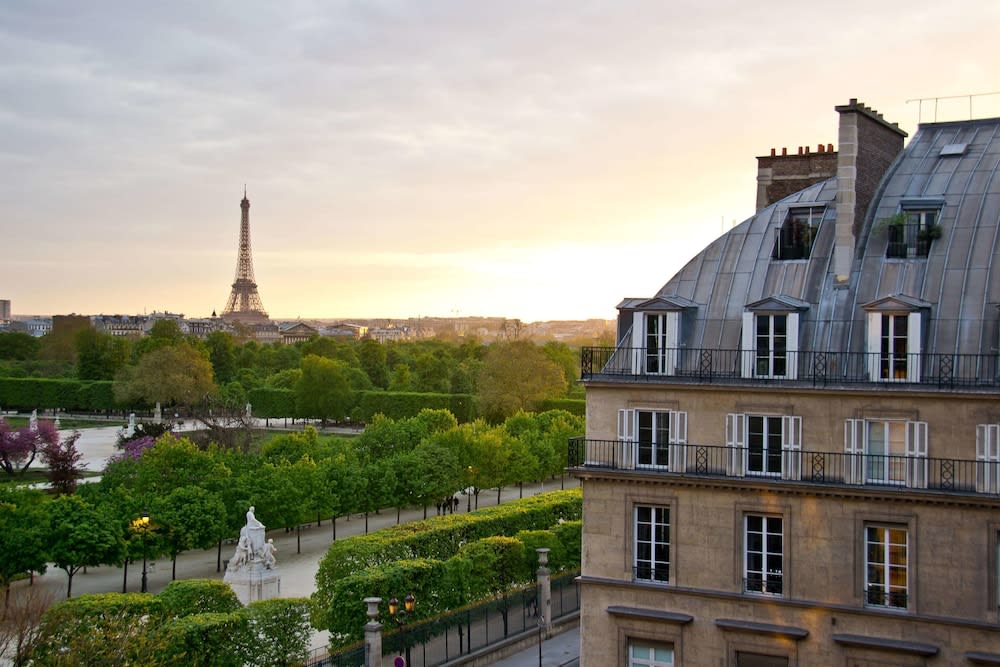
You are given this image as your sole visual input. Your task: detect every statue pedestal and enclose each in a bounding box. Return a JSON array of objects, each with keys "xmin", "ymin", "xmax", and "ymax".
[{"xmin": 224, "ymin": 560, "xmax": 280, "ymax": 605}]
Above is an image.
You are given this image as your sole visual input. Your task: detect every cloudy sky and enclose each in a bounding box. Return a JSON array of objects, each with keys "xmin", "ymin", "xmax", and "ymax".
[{"xmin": 2, "ymin": 1, "xmax": 998, "ymax": 322}]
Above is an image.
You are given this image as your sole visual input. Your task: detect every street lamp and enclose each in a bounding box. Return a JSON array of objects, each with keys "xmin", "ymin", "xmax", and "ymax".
[
  {"xmin": 138, "ymin": 510, "xmax": 150, "ymax": 593},
  {"xmin": 388, "ymin": 593, "xmax": 416, "ymax": 666}
]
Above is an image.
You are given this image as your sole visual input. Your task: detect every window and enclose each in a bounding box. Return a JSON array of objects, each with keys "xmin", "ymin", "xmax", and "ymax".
[
  {"xmin": 864, "ymin": 305, "xmax": 923, "ymax": 382},
  {"xmin": 736, "ymin": 652, "xmax": 789, "ymax": 667},
  {"xmin": 630, "ymin": 311, "xmax": 679, "ymax": 375},
  {"xmin": 618, "ymin": 409, "xmax": 688, "ymax": 471},
  {"xmin": 755, "ymin": 314, "xmax": 787, "ymax": 377},
  {"xmin": 741, "ymin": 305, "xmax": 802, "ymax": 380},
  {"xmin": 727, "ymin": 414, "xmax": 801, "ymax": 479},
  {"xmin": 634, "ymin": 505, "xmax": 670, "ymax": 583},
  {"xmin": 886, "ymin": 208, "xmax": 939, "ymax": 258},
  {"xmin": 629, "ymin": 640, "xmax": 674, "ymax": 667},
  {"xmin": 748, "ymin": 416, "xmax": 783, "ymax": 476},
  {"xmin": 745, "ymin": 515, "xmax": 783, "ymax": 595},
  {"xmin": 773, "ymin": 207, "xmax": 822, "ymax": 260},
  {"xmin": 879, "ymin": 314, "xmax": 908, "ymax": 380},
  {"xmin": 845, "ymin": 419, "xmax": 927, "ymax": 488},
  {"xmin": 976, "ymin": 424, "xmax": 1000, "ymax": 493},
  {"xmin": 865, "ymin": 525, "xmax": 908, "ymax": 609}
]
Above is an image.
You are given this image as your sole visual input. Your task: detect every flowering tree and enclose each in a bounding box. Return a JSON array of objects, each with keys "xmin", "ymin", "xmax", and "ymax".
[
  {"xmin": 40, "ymin": 431, "xmax": 86, "ymax": 496},
  {"xmin": 0, "ymin": 420, "xmax": 59, "ymax": 477}
]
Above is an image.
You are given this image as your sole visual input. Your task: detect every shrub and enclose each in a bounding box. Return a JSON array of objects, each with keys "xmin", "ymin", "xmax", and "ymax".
[
  {"xmin": 243, "ymin": 598, "xmax": 312, "ymax": 667},
  {"xmin": 158, "ymin": 579, "xmax": 241, "ymax": 618}
]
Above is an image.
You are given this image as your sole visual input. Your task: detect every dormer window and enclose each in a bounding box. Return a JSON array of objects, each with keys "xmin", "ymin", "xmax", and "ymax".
[
  {"xmin": 621, "ymin": 296, "xmax": 696, "ymax": 376},
  {"xmin": 886, "ymin": 207, "xmax": 941, "ymax": 259},
  {"xmin": 863, "ymin": 295, "xmax": 931, "ymax": 382},
  {"xmin": 741, "ymin": 296, "xmax": 809, "ymax": 380},
  {"xmin": 773, "ymin": 206, "xmax": 823, "ymax": 260}
]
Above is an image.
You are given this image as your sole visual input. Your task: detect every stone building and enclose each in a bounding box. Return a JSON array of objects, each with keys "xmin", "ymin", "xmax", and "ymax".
[{"xmin": 571, "ymin": 100, "xmax": 1000, "ymax": 665}]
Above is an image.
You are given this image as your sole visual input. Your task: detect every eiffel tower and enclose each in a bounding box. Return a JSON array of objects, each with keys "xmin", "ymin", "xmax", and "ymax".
[{"xmin": 221, "ymin": 188, "xmax": 269, "ymax": 323}]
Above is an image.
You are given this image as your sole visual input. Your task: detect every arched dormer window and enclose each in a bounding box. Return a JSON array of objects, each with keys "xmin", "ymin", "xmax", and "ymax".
[
  {"xmin": 862, "ymin": 295, "xmax": 932, "ymax": 382},
  {"xmin": 741, "ymin": 296, "xmax": 809, "ymax": 380}
]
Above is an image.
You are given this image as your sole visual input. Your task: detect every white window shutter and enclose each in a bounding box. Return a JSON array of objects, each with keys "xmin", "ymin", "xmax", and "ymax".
[
  {"xmin": 977, "ymin": 424, "xmax": 1000, "ymax": 493},
  {"xmin": 665, "ymin": 311, "xmax": 679, "ymax": 375},
  {"xmin": 631, "ymin": 312, "xmax": 644, "ymax": 375},
  {"xmin": 866, "ymin": 312, "xmax": 881, "ymax": 381},
  {"xmin": 727, "ymin": 413, "xmax": 746, "ymax": 477},
  {"xmin": 741, "ymin": 312, "xmax": 755, "ymax": 378},
  {"xmin": 905, "ymin": 421, "xmax": 928, "ymax": 489},
  {"xmin": 786, "ymin": 313, "xmax": 800, "ymax": 380},
  {"xmin": 907, "ymin": 311, "xmax": 922, "ymax": 380},
  {"xmin": 844, "ymin": 419, "xmax": 864, "ymax": 484},
  {"xmin": 617, "ymin": 408, "xmax": 636, "ymax": 470},
  {"xmin": 669, "ymin": 410, "xmax": 688, "ymax": 473},
  {"xmin": 782, "ymin": 415, "xmax": 802, "ymax": 480}
]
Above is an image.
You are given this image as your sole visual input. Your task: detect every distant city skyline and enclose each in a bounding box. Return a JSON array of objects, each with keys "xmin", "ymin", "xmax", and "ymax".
[{"xmin": 2, "ymin": 2, "xmax": 998, "ymax": 322}]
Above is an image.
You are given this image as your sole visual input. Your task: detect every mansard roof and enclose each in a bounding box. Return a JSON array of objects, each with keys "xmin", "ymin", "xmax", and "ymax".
[{"xmin": 632, "ymin": 115, "xmax": 1000, "ymax": 357}]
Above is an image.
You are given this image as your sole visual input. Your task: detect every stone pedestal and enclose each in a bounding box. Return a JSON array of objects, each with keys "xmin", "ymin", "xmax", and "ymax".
[{"xmin": 224, "ymin": 560, "xmax": 280, "ymax": 605}]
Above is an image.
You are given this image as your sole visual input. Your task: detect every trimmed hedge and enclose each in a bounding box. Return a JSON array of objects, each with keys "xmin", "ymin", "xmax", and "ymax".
[
  {"xmin": 159, "ymin": 611, "xmax": 248, "ymax": 667},
  {"xmin": 312, "ymin": 489, "xmax": 581, "ymax": 633},
  {"xmin": 353, "ymin": 391, "xmax": 477, "ymax": 423},
  {"xmin": 246, "ymin": 387, "xmax": 296, "ymax": 418},
  {"xmin": 158, "ymin": 579, "xmax": 242, "ymax": 618},
  {"xmin": 535, "ymin": 398, "xmax": 585, "ymax": 416},
  {"xmin": 0, "ymin": 377, "xmax": 119, "ymax": 411}
]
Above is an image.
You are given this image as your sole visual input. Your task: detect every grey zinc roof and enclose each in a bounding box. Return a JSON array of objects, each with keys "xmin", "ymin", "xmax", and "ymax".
[{"xmin": 637, "ymin": 116, "xmax": 1000, "ymax": 357}]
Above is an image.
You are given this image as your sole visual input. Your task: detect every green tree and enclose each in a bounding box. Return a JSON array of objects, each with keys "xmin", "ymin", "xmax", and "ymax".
[
  {"xmin": 0, "ymin": 332, "xmax": 40, "ymax": 361},
  {"xmin": 477, "ymin": 341, "xmax": 568, "ymax": 422},
  {"xmin": 0, "ymin": 488, "xmax": 49, "ymax": 607},
  {"xmin": 113, "ymin": 343, "xmax": 216, "ymax": 409},
  {"xmin": 75, "ymin": 329, "xmax": 131, "ymax": 381},
  {"xmin": 243, "ymin": 598, "xmax": 312, "ymax": 667},
  {"xmin": 357, "ymin": 338, "xmax": 389, "ymax": 389},
  {"xmin": 153, "ymin": 486, "xmax": 226, "ymax": 580},
  {"xmin": 47, "ymin": 495, "xmax": 125, "ymax": 597},
  {"xmin": 387, "ymin": 363, "xmax": 412, "ymax": 391},
  {"xmin": 205, "ymin": 331, "xmax": 238, "ymax": 384},
  {"xmin": 295, "ymin": 355, "xmax": 353, "ymax": 424}
]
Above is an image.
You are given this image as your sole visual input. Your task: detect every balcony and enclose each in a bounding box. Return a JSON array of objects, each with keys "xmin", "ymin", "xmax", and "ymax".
[
  {"xmin": 580, "ymin": 346, "xmax": 1000, "ymax": 389},
  {"xmin": 567, "ymin": 439, "xmax": 1000, "ymax": 497}
]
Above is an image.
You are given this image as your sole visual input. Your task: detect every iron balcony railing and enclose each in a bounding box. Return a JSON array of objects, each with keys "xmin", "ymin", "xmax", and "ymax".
[
  {"xmin": 744, "ymin": 574, "xmax": 783, "ymax": 596},
  {"xmin": 568, "ymin": 438, "xmax": 1000, "ymax": 497},
  {"xmin": 865, "ymin": 586, "xmax": 908, "ymax": 609},
  {"xmin": 580, "ymin": 346, "xmax": 1000, "ymax": 389}
]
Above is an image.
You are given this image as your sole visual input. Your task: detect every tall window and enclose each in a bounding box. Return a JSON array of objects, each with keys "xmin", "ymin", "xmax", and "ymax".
[
  {"xmin": 755, "ymin": 314, "xmax": 787, "ymax": 377},
  {"xmin": 774, "ymin": 207, "xmax": 822, "ymax": 260},
  {"xmin": 644, "ymin": 313, "xmax": 670, "ymax": 374},
  {"xmin": 629, "ymin": 640, "xmax": 674, "ymax": 667},
  {"xmin": 637, "ymin": 411, "xmax": 670, "ymax": 468},
  {"xmin": 745, "ymin": 515, "xmax": 783, "ymax": 595},
  {"xmin": 865, "ymin": 525, "xmax": 908, "ymax": 609},
  {"xmin": 634, "ymin": 505, "xmax": 670, "ymax": 583},
  {"xmin": 748, "ymin": 416, "xmax": 783, "ymax": 476},
  {"xmin": 887, "ymin": 208, "xmax": 939, "ymax": 258},
  {"xmin": 866, "ymin": 420, "xmax": 907, "ymax": 484},
  {"xmin": 880, "ymin": 314, "xmax": 909, "ymax": 380}
]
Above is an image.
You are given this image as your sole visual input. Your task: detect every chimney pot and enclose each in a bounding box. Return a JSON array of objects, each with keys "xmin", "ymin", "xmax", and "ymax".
[
  {"xmin": 782, "ymin": 147, "xmax": 787, "ymax": 156},
  {"xmin": 797, "ymin": 146, "xmax": 803, "ymax": 155},
  {"xmin": 849, "ymin": 98, "xmax": 857, "ymax": 105},
  {"xmin": 771, "ymin": 148, "xmax": 776, "ymax": 157},
  {"xmin": 818, "ymin": 144, "xmax": 825, "ymax": 153},
  {"xmin": 828, "ymin": 143, "xmax": 834, "ymax": 152}
]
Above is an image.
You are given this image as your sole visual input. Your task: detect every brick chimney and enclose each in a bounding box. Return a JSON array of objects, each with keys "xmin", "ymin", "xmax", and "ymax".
[
  {"xmin": 756, "ymin": 143, "xmax": 839, "ymax": 212},
  {"xmin": 832, "ymin": 99, "xmax": 907, "ymax": 283}
]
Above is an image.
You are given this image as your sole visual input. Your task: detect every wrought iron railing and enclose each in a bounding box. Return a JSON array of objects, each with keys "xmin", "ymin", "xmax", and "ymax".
[
  {"xmin": 568, "ymin": 438, "xmax": 1000, "ymax": 497},
  {"xmin": 580, "ymin": 346, "xmax": 1000, "ymax": 388},
  {"xmin": 744, "ymin": 574, "xmax": 783, "ymax": 596},
  {"xmin": 633, "ymin": 564, "xmax": 670, "ymax": 584},
  {"xmin": 865, "ymin": 586, "xmax": 908, "ymax": 609}
]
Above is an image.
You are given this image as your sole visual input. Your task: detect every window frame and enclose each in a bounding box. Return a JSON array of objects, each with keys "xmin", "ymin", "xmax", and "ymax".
[
  {"xmin": 741, "ymin": 309, "xmax": 801, "ymax": 380},
  {"xmin": 863, "ymin": 523, "xmax": 909, "ymax": 610},
  {"xmin": 773, "ymin": 206, "xmax": 823, "ymax": 260},
  {"xmin": 743, "ymin": 514, "xmax": 784, "ymax": 596},
  {"xmin": 633, "ymin": 503, "xmax": 671, "ymax": 584},
  {"xmin": 628, "ymin": 639, "xmax": 675, "ymax": 667},
  {"xmin": 844, "ymin": 419, "xmax": 928, "ymax": 488},
  {"xmin": 727, "ymin": 413, "xmax": 802, "ymax": 480},
  {"xmin": 886, "ymin": 207, "xmax": 940, "ymax": 259},
  {"xmin": 630, "ymin": 311, "xmax": 680, "ymax": 376},
  {"xmin": 618, "ymin": 408, "xmax": 688, "ymax": 472},
  {"xmin": 864, "ymin": 308, "xmax": 923, "ymax": 383}
]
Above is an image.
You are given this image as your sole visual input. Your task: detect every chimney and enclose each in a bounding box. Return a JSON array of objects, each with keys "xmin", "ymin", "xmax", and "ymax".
[{"xmin": 832, "ymin": 99, "xmax": 907, "ymax": 284}]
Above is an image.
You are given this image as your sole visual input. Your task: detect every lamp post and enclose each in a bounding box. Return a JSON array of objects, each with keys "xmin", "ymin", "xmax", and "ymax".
[
  {"xmin": 136, "ymin": 510, "xmax": 150, "ymax": 593},
  {"xmin": 388, "ymin": 592, "xmax": 416, "ymax": 666}
]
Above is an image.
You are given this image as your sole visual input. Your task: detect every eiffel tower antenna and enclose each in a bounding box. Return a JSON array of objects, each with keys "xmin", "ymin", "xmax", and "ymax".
[{"xmin": 221, "ymin": 188, "xmax": 269, "ymax": 323}]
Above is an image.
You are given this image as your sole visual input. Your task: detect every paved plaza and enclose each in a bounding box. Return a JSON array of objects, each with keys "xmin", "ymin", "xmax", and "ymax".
[{"xmin": 8, "ymin": 423, "xmax": 581, "ymax": 664}]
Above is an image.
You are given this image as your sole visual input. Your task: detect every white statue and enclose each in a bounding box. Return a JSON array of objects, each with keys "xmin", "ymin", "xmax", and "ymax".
[
  {"xmin": 125, "ymin": 412, "xmax": 136, "ymax": 438},
  {"xmin": 229, "ymin": 534, "xmax": 251, "ymax": 570},
  {"xmin": 154, "ymin": 402, "xmax": 162, "ymax": 424},
  {"xmin": 246, "ymin": 506, "xmax": 264, "ymax": 529},
  {"xmin": 29, "ymin": 409, "xmax": 38, "ymax": 432},
  {"xmin": 261, "ymin": 539, "xmax": 277, "ymax": 569},
  {"xmin": 245, "ymin": 402, "xmax": 252, "ymax": 418}
]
